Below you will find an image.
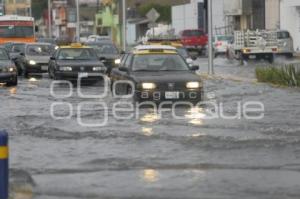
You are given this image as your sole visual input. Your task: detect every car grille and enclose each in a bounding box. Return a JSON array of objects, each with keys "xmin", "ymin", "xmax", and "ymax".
[
  {"xmin": 71, "ymin": 66, "xmax": 95, "ymax": 72},
  {"xmin": 156, "ymin": 82, "xmax": 186, "ymax": 90}
]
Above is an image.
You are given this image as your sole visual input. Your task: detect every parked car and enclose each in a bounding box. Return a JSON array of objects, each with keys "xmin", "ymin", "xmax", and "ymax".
[
  {"xmin": 0, "ymin": 48, "xmax": 17, "ymax": 86},
  {"xmin": 213, "ymin": 35, "xmax": 233, "ymax": 57},
  {"xmin": 48, "ymin": 43, "xmax": 106, "ymax": 81},
  {"xmin": 85, "ymin": 40, "xmax": 120, "ymax": 75},
  {"xmin": 5, "ymin": 42, "xmax": 26, "ymax": 75},
  {"xmin": 110, "ymin": 45, "xmax": 203, "ymax": 103},
  {"xmin": 14, "ymin": 43, "xmax": 56, "ymax": 77},
  {"xmin": 179, "ymin": 29, "xmax": 208, "ymax": 55}
]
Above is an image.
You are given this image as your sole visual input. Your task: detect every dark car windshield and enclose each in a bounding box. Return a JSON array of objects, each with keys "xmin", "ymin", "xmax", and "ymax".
[
  {"xmin": 57, "ymin": 48, "xmax": 98, "ymax": 60},
  {"xmin": 182, "ymin": 30, "xmax": 204, "ymax": 37},
  {"xmin": 0, "ymin": 49, "xmax": 9, "ymax": 60},
  {"xmin": 132, "ymin": 54, "xmax": 189, "ymax": 72},
  {"xmin": 26, "ymin": 45, "xmax": 54, "ymax": 56},
  {"xmin": 88, "ymin": 43, "xmax": 119, "ymax": 55}
]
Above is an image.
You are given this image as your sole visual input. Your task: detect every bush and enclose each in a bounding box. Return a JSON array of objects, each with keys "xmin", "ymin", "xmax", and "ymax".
[{"xmin": 256, "ymin": 64, "xmax": 300, "ymax": 87}]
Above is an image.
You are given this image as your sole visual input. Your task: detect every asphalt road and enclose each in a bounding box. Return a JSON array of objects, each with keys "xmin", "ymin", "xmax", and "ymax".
[{"xmin": 1, "ymin": 57, "xmax": 300, "ymax": 199}]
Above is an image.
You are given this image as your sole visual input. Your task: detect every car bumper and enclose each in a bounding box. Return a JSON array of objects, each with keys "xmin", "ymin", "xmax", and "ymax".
[
  {"xmin": 0, "ymin": 72, "xmax": 17, "ymax": 83},
  {"xmin": 26, "ymin": 64, "xmax": 49, "ymax": 73},
  {"xmin": 135, "ymin": 89, "xmax": 203, "ymax": 103},
  {"xmin": 55, "ymin": 71, "xmax": 105, "ymax": 81}
]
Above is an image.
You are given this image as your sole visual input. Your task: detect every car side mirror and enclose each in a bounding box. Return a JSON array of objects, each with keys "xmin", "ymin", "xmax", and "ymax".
[
  {"xmin": 50, "ymin": 56, "xmax": 56, "ymax": 60},
  {"xmin": 19, "ymin": 52, "xmax": 25, "ymax": 56},
  {"xmin": 119, "ymin": 66, "xmax": 128, "ymax": 72},
  {"xmin": 190, "ymin": 65, "xmax": 199, "ymax": 71}
]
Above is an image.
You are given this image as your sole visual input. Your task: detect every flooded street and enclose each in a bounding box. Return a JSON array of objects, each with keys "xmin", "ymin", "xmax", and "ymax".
[{"xmin": 1, "ymin": 58, "xmax": 300, "ymax": 199}]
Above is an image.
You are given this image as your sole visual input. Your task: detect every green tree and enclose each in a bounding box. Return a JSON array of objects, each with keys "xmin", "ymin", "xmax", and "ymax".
[{"xmin": 138, "ymin": 3, "xmax": 171, "ymax": 24}]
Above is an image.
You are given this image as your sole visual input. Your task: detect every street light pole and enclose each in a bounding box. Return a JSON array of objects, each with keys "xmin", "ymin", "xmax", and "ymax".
[
  {"xmin": 48, "ymin": 0, "xmax": 52, "ymax": 38},
  {"xmin": 76, "ymin": 0, "xmax": 80, "ymax": 42},
  {"xmin": 122, "ymin": 0, "xmax": 126, "ymax": 51},
  {"xmin": 208, "ymin": 0, "xmax": 214, "ymax": 75}
]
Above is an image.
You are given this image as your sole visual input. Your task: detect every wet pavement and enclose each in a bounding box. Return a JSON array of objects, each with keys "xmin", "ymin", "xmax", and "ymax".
[{"xmin": 1, "ymin": 57, "xmax": 300, "ymax": 199}]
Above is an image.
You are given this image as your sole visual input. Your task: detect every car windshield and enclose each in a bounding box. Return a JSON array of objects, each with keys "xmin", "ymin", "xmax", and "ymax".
[
  {"xmin": 11, "ymin": 44, "xmax": 25, "ymax": 53},
  {"xmin": 57, "ymin": 48, "xmax": 98, "ymax": 60},
  {"xmin": 132, "ymin": 54, "xmax": 189, "ymax": 72},
  {"xmin": 26, "ymin": 45, "xmax": 54, "ymax": 56},
  {"xmin": 89, "ymin": 44, "xmax": 118, "ymax": 55},
  {"xmin": 217, "ymin": 35, "xmax": 233, "ymax": 41},
  {"xmin": 177, "ymin": 48, "xmax": 189, "ymax": 58},
  {"xmin": 0, "ymin": 49, "xmax": 9, "ymax": 60}
]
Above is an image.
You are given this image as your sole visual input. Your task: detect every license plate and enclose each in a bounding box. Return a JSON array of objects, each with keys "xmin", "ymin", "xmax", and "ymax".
[
  {"xmin": 41, "ymin": 65, "xmax": 48, "ymax": 70},
  {"xmin": 78, "ymin": 72, "xmax": 88, "ymax": 77},
  {"xmin": 165, "ymin": 91, "xmax": 179, "ymax": 99}
]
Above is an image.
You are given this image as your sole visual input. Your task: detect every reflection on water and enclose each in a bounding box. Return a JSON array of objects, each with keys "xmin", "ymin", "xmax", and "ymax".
[
  {"xmin": 142, "ymin": 127, "xmax": 153, "ymax": 136},
  {"xmin": 141, "ymin": 169, "xmax": 159, "ymax": 183},
  {"xmin": 185, "ymin": 107, "xmax": 206, "ymax": 125},
  {"xmin": 9, "ymin": 87, "xmax": 17, "ymax": 95},
  {"xmin": 140, "ymin": 112, "xmax": 160, "ymax": 123}
]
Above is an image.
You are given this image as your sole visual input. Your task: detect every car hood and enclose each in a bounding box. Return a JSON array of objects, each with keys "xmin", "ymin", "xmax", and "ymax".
[
  {"xmin": 131, "ymin": 71, "xmax": 201, "ymax": 83},
  {"xmin": 56, "ymin": 60, "xmax": 103, "ymax": 66},
  {"xmin": 26, "ymin": 55, "xmax": 51, "ymax": 63},
  {"xmin": 0, "ymin": 60, "xmax": 13, "ymax": 68}
]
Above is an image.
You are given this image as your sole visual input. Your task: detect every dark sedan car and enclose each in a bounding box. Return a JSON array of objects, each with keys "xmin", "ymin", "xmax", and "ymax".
[
  {"xmin": 14, "ymin": 43, "xmax": 55, "ymax": 77},
  {"xmin": 110, "ymin": 46, "xmax": 203, "ymax": 103},
  {"xmin": 0, "ymin": 48, "xmax": 18, "ymax": 86},
  {"xmin": 84, "ymin": 41, "xmax": 120, "ymax": 75},
  {"xmin": 48, "ymin": 44, "xmax": 106, "ymax": 81}
]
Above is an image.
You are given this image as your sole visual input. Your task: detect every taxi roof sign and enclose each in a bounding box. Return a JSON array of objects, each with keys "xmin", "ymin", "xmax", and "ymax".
[{"xmin": 70, "ymin": 43, "xmax": 83, "ymax": 48}]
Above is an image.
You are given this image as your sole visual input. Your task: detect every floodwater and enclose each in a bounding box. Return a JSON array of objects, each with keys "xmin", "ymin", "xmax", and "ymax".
[{"xmin": 1, "ymin": 59, "xmax": 300, "ymax": 199}]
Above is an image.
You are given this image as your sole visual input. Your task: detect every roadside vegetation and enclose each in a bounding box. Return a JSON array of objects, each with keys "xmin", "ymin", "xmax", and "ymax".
[{"xmin": 256, "ymin": 64, "xmax": 300, "ymax": 87}]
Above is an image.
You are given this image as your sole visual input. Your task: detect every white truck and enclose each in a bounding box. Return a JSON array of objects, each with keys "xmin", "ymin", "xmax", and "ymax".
[{"xmin": 227, "ymin": 30, "xmax": 278, "ymax": 64}]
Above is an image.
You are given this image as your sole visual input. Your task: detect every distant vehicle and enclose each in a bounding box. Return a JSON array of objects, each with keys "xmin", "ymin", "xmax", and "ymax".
[
  {"xmin": 227, "ymin": 30, "xmax": 279, "ymax": 64},
  {"xmin": 110, "ymin": 46, "xmax": 203, "ymax": 103},
  {"xmin": 213, "ymin": 35, "xmax": 233, "ymax": 57},
  {"xmin": 37, "ymin": 38, "xmax": 57, "ymax": 45},
  {"xmin": 0, "ymin": 48, "xmax": 17, "ymax": 86},
  {"xmin": 14, "ymin": 43, "xmax": 55, "ymax": 77},
  {"xmin": 84, "ymin": 41, "xmax": 120, "ymax": 75},
  {"xmin": 0, "ymin": 15, "xmax": 36, "ymax": 44},
  {"xmin": 48, "ymin": 43, "xmax": 106, "ymax": 81},
  {"xmin": 86, "ymin": 35, "xmax": 111, "ymax": 42},
  {"xmin": 179, "ymin": 29, "xmax": 208, "ymax": 55},
  {"xmin": 276, "ymin": 30, "xmax": 294, "ymax": 57}
]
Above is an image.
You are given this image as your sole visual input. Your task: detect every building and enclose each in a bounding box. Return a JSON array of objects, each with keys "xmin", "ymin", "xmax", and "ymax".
[
  {"xmin": 280, "ymin": 0, "xmax": 300, "ymax": 51},
  {"xmin": 172, "ymin": 0, "xmax": 226, "ymax": 35},
  {"xmin": 4, "ymin": 0, "xmax": 31, "ymax": 16},
  {"xmin": 265, "ymin": 0, "xmax": 280, "ymax": 29}
]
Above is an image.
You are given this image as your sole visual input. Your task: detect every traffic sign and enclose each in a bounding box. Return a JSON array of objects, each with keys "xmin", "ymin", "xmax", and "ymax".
[{"xmin": 146, "ymin": 8, "xmax": 160, "ymax": 22}]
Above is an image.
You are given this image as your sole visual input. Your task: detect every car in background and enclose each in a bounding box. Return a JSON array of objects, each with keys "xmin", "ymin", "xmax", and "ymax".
[
  {"xmin": 110, "ymin": 46, "xmax": 203, "ymax": 103},
  {"xmin": 48, "ymin": 43, "xmax": 106, "ymax": 81},
  {"xmin": 5, "ymin": 42, "xmax": 26, "ymax": 75},
  {"xmin": 14, "ymin": 43, "xmax": 56, "ymax": 77},
  {"xmin": 85, "ymin": 41, "xmax": 120, "ymax": 75},
  {"xmin": 276, "ymin": 30, "xmax": 294, "ymax": 57},
  {"xmin": 0, "ymin": 48, "xmax": 17, "ymax": 86},
  {"xmin": 179, "ymin": 29, "xmax": 208, "ymax": 55},
  {"xmin": 213, "ymin": 35, "xmax": 233, "ymax": 57}
]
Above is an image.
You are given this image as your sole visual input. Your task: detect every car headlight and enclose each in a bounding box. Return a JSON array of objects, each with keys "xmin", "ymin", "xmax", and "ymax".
[
  {"xmin": 55, "ymin": 46, "xmax": 59, "ymax": 50},
  {"xmin": 186, "ymin": 82, "xmax": 201, "ymax": 89},
  {"xmin": 93, "ymin": 66, "xmax": 104, "ymax": 71},
  {"xmin": 2, "ymin": 66, "xmax": 15, "ymax": 72},
  {"xmin": 8, "ymin": 67, "xmax": 14, "ymax": 72},
  {"xmin": 142, "ymin": 83, "xmax": 156, "ymax": 90},
  {"xmin": 29, "ymin": 60, "xmax": 36, "ymax": 65},
  {"xmin": 114, "ymin": 58, "xmax": 121, "ymax": 65},
  {"xmin": 60, "ymin": 66, "xmax": 72, "ymax": 71}
]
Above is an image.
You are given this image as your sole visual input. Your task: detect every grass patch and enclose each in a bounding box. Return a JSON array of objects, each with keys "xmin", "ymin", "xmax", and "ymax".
[{"xmin": 256, "ymin": 64, "xmax": 300, "ymax": 87}]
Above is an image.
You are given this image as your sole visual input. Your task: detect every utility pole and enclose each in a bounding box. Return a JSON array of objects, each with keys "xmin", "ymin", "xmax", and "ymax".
[
  {"xmin": 48, "ymin": 0, "xmax": 52, "ymax": 38},
  {"xmin": 76, "ymin": 0, "xmax": 80, "ymax": 42},
  {"xmin": 122, "ymin": 0, "xmax": 126, "ymax": 51},
  {"xmin": 208, "ymin": 0, "xmax": 214, "ymax": 75}
]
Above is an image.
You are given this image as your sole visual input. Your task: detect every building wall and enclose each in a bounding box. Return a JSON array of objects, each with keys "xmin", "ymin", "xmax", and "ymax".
[
  {"xmin": 172, "ymin": 0, "xmax": 225, "ymax": 35},
  {"xmin": 265, "ymin": 0, "xmax": 280, "ymax": 29},
  {"xmin": 280, "ymin": 0, "xmax": 300, "ymax": 51},
  {"xmin": 5, "ymin": 0, "xmax": 30, "ymax": 16}
]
